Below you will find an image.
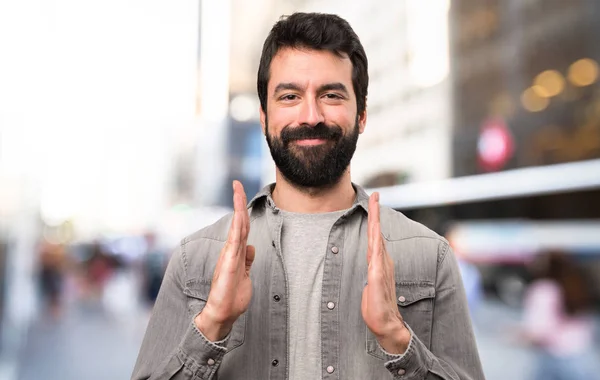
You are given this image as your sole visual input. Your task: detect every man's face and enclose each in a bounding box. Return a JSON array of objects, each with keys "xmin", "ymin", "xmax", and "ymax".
[{"xmin": 260, "ymin": 47, "xmax": 367, "ymax": 189}]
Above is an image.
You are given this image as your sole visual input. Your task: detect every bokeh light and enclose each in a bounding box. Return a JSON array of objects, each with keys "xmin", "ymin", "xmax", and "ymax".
[
  {"xmin": 568, "ymin": 58, "xmax": 599, "ymax": 87},
  {"xmin": 533, "ymin": 70, "xmax": 565, "ymax": 97},
  {"xmin": 521, "ymin": 86, "xmax": 550, "ymax": 112}
]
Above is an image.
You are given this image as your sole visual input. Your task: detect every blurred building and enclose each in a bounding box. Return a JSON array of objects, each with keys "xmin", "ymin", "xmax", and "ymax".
[
  {"xmin": 192, "ymin": 0, "xmax": 284, "ymax": 207},
  {"xmin": 450, "ymin": 0, "xmax": 600, "ymax": 176},
  {"xmin": 219, "ymin": 94, "xmax": 264, "ymax": 204}
]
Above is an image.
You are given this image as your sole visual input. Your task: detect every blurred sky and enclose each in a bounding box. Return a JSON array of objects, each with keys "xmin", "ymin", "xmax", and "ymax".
[{"xmin": 0, "ymin": 0, "xmax": 199, "ymax": 235}]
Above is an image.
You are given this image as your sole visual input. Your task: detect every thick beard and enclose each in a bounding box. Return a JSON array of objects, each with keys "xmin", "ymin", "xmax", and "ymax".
[{"xmin": 265, "ymin": 118, "xmax": 359, "ymax": 189}]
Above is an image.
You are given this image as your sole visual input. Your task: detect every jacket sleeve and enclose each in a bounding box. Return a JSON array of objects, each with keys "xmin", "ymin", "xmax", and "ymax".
[
  {"xmin": 131, "ymin": 243, "xmax": 227, "ymax": 380},
  {"xmin": 383, "ymin": 241, "xmax": 486, "ymax": 380}
]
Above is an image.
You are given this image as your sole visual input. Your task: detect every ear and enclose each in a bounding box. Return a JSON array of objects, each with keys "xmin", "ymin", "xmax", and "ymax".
[
  {"xmin": 259, "ymin": 106, "xmax": 266, "ymax": 135},
  {"xmin": 358, "ymin": 108, "xmax": 367, "ymax": 134}
]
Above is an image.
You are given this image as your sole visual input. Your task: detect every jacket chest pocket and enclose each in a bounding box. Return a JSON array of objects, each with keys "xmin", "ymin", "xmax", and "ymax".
[
  {"xmin": 366, "ymin": 282, "xmax": 435, "ymax": 360},
  {"xmin": 183, "ymin": 279, "xmax": 246, "ymax": 352}
]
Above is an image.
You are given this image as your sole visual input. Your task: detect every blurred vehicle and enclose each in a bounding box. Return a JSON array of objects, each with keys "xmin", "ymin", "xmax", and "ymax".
[{"xmin": 447, "ymin": 220, "xmax": 600, "ymax": 307}]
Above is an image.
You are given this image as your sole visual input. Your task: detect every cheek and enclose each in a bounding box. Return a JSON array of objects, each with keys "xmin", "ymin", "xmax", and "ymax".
[
  {"xmin": 267, "ymin": 108, "xmax": 296, "ymax": 133},
  {"xmin": 324, "ymin": 107, "xmax": 355, "ymax": 128}
]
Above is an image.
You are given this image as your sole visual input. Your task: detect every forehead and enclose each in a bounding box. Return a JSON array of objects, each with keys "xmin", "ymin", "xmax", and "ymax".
[{"xmin": 268, "ymin": 47, "xmax": 354, "ymax": 92}]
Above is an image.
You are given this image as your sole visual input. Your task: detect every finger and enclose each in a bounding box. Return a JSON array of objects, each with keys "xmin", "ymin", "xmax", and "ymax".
[
  {"xmin": 372, "ymin": 220, "xmax": 381, "ymax": 259},
  {"xmin": 239, "ymin": 180, "xmax": 248, "ymax": 210},
  {"xmin": 372, "ymin": 192, "xmax": 381, "ymax": 228},
  {"xmin": 234, "ymin": 182, "xmax": 251, "ymax": 263},
  {"xmin": 369, "ymin": 195, "xmax": 386, "ymax": 279},
  {"xmin": 367, "ymin": 240, "xmax": 382, "ymax": 290},
  {"xmin": 237, "ymin": 181, "xmax": 250, "ymax": 243},
  {"xmin": 224, "ymin": 182, "xmax": 237, "ymax": 250},
  {"xmin": 371, "ymin": 193, "xmax": 381, "ymax": 258},
  {"xmin": 367, "ymin": 219, "xmax": 376, "ymax": 266},
  {"xmin": 369, "ymin": 231, "xmax": 382, "ymax": 275},
  {"xmin": 245, "ymin": 245, "xmax": 255, "ymax": 275},
  {"xmin": 227, "ymin": 182, "xmax": 243, "ymax": 254},
  {"xmin": 233, "ymin": 180, "xmax": 243, "ymax": 214},
  {"xmin": 367, "ymin": 193, "xmax": 378, "ymax": 264}
]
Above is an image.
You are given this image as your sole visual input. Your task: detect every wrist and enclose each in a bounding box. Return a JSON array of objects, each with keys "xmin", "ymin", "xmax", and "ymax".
[
  {"xmin": 376, "ymin": 320, "xmax": 411, "ymax": 355},
  {"xmin": 194, "ymin": 309, "xmax": 233, "ymax": 342}
]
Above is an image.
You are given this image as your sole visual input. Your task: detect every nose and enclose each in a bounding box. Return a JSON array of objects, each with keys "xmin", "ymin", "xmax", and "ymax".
[{"xmin": 297, "ymin": 96, "xmax": 325, "ymax": 126}]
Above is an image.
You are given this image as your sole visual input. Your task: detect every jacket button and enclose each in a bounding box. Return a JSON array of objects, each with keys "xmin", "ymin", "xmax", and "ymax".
[
  {"xmin": 331, "ymin": 246, "xmax": 339, "ymax": 254},
  {"xmin": 273, "ymin": 294, "xmax": 281, "ymax": 302},
  {"xmin": 271, "ymin": 359, "xmax": 279, "ymax": 367},
  {"xmin": 326, "ymin": 365, "xmax": 335, "ymax": 373},
  {"xmin": 398, "ymin": 296, "xmax": 406, "ymax": 303}
]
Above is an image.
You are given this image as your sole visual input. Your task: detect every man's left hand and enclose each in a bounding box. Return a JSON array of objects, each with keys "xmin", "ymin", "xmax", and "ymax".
[{"xmin": 361, "ymin": 192, "xmax": 411, "ymax": 355}]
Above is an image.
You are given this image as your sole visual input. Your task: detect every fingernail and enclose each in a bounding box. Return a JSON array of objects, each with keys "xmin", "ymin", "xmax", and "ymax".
[{"xmin": 375, "ymin": 192, "xmax": 380, "ymax": 202}]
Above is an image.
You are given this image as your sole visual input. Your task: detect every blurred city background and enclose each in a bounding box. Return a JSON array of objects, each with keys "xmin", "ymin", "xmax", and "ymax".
[{"xmin": 1, "ymin": 0, "xmax": 599, "ymax": 379}]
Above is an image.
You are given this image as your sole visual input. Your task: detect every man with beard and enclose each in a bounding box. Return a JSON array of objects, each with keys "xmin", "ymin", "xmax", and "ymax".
[{"xmin": 132, "ymin": 13, "xmax": 484, "ymax": 380}]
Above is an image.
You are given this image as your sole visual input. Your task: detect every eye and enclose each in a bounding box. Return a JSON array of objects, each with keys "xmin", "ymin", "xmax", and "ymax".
[
  {"xmin": 324, "ymin": 93, "xmax": 343, "ymax": 100},
  {"xmin": 279, "ymin": 94, "xmax": 298, "ymax": 101}
]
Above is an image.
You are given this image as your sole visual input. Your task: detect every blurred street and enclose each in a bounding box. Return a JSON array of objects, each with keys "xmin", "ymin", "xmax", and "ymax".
[
  {"xmin": 476, "ymin": 301, "xmax": 600, "ymax": 380},
  {"xmin": 14, "ymin": 272, "xmax": 149, "ymax": 380},
  {"xmin": 3, "ymin": 282, "xmax": 597, "ymax": 380},
  {"xmin": 475, "ymin": 301, "xmax": 536, "ymax": 380}
]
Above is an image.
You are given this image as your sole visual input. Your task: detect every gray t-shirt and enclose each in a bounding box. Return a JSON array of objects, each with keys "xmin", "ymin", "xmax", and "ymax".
[{"xmin": 280, "ymin": 209, "xmax": 346, "ymax": 380}]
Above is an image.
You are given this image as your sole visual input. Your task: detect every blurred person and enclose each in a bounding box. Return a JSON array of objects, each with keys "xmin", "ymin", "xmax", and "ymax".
[
  {"xmin": 520, "ymin": 251, "xmax": 599, "ymax": 380},
  {"xmin": 139, "ymin": 232, "xmax": 169, "ymax": 308},
  {"xmin": 132, "ymin": 12, "xmax": 484, "ymax": 380},
  {"xmin": 457, "ymin": 258, "xmax": 484, "ymax": 319},
  {"xmin": 443, "ymin": 224, "xmax": 484, "ymax": 318},
  {"xmin": 37, "ymin": 241, "xmax": 68, "ymax": 319},
  {"xmin": 83, "ymin": 242, "xmax": 114, "ymax": 301}
]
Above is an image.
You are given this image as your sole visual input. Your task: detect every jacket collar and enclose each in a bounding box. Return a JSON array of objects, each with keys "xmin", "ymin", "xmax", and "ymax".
[{"xmin": 248, "ymin": 182, "xmax": 370, "ymax": 214}]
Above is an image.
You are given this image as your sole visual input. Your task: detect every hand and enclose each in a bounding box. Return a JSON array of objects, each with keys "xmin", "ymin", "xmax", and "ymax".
[
  {"xmin": 195, "ymin": 181, "xmax": 255, "ymax": 341},
  {"xmin": 361, "ymin": 192, "xmax": 411, "ymax": 354}
]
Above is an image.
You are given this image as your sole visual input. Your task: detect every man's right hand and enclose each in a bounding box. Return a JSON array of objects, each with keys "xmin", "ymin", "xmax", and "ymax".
[{"xmin": 194, "ymin": 180, "xmax": 255, "ymax": 342}]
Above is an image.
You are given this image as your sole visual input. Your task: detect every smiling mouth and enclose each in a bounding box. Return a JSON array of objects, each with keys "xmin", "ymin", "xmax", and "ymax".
[{"xmin": 292, "ymin": 138, "xmax": 329, "ymax": 146}]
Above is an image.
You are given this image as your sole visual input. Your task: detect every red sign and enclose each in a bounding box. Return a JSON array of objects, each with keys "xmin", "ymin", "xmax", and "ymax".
[{"xmin": 477, "ymin": 118, "xmax": 514, "ymax": 171}]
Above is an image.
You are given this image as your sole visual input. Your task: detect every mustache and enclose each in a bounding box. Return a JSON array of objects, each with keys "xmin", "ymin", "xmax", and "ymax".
[{"xmin": 280, "ymin": 123, "xmax": 343, "ymax": 144}]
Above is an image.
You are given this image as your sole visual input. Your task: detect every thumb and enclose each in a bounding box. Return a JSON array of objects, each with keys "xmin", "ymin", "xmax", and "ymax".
[{"xmin": 245, "ymin": 245, "xmax": 256, "ymax": 274}]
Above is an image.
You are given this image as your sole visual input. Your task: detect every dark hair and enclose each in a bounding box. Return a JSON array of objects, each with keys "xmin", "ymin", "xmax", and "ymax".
[
  {"xmin": 532, "ymin": 251, "xmax": 594, "ymax": 315},
  {"xmin": 257, "ymin": 12, "xmax": 368, "ymax": 115}
]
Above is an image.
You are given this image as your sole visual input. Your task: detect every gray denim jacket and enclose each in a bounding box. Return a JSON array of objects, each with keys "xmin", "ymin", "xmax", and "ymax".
[{"xmin": 131, "ymin": 184, "xmax": 485, "ymax": 380}]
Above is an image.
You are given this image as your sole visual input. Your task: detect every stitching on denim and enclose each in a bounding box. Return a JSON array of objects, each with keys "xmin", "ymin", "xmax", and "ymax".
[
  {"xmin": 438, "ymin": 240, "xmax": 450, "ymax": 265},
  {"xmin": 180, "ymin": 240, "xmax": 189, "ymax": 279}
]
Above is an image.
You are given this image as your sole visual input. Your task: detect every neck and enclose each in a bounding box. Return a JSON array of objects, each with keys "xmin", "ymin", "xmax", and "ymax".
[{"xmin": 272, "ymin": 168, "xmax": 356, "ymax": 213}]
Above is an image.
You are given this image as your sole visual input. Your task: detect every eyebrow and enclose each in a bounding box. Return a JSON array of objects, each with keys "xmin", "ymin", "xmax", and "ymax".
[
  {"xmin": 318, "ymin": 82, "xmax": 349, "ymax": 96},
  {"xmin": 273, "ymin": 82, "xmax": 303, "ymax": 95},
  {"xmin": 272, "ymin": 82, "xmax": 350, "ymax": 97}
]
